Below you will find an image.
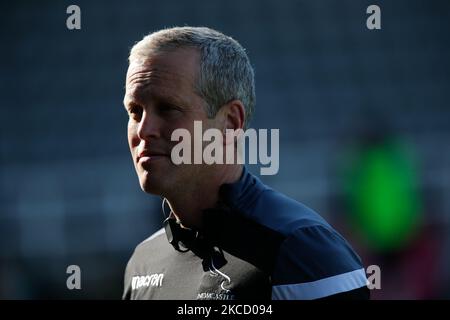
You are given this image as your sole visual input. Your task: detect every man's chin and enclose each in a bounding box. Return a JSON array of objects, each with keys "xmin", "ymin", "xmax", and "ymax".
[
  {"xmin": 139, "ymin": 173, "xmax": 172, "ymax": 195},
  {"xmin": 140, "ymin": 180, "xmax": 163, "ymax": 195}
]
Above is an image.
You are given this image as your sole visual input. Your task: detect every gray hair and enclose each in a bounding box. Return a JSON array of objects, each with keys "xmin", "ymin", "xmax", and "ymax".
[{"xmin": 129, "ymin": 26, "xmax": 255, "ymax": 128}]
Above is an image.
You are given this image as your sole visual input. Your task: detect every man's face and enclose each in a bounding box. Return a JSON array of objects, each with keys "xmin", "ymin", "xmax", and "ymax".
[{"xmin": 124, "ymin": 48, "xmax": 215, "ymax": 196}]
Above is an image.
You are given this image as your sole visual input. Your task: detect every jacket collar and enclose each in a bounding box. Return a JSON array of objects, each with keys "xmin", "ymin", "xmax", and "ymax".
[{"xmin": 219, "ymin": 166, "xmax": 269, "ymax": 215}]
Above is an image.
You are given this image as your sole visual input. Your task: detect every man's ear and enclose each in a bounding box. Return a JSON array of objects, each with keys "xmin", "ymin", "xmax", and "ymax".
[{"xmin": 221, "ymin": 99, "xmax": 245, "ymax": 145}]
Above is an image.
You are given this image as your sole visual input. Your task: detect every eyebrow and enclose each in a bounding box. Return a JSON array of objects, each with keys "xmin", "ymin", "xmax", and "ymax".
[
  {"xmin": 123, "ymin": 95, "xmax": 135, "ymax": 110},
  {"xmin": 123, "ymin": 91, "xmax": 186, "ymax": 110}
]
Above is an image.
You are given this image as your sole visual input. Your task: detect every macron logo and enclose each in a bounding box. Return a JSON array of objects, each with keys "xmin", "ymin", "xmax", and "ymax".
[{"xmin": 131, "ymin": 273, "xmax": 164, "ymax": 290}]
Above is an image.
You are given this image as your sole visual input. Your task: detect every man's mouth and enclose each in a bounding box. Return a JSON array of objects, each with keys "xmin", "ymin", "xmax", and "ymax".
[{"xmin": 137, "ymin": 150, "xmax": 169, "ymax": 164}]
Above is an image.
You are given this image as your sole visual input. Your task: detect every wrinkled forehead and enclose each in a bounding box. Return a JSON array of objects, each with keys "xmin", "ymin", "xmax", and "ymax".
[
  {"xmin": 124, "ymin": 48, "xmax": 201, "ymax": 104},
  {"xmin": 126, "ymin": 48, "xmax": 199, "ymax": 85}
]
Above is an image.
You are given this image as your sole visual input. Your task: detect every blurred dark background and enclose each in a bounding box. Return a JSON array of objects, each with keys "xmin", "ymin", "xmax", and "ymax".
[{"xmin": 1, "ymin": 0, "xmax": 449, "ymax": 299}]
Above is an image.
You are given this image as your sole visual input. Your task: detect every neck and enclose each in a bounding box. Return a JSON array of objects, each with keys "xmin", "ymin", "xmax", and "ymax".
[{"xmin": 165, "ymin": 164, "xmax": 243, "ymax": 229}]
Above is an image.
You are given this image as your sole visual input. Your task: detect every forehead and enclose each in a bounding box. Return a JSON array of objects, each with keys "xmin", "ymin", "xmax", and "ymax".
[{"xmin": 124, "ymin": 48, "xmax": 200, "ymax": 105}]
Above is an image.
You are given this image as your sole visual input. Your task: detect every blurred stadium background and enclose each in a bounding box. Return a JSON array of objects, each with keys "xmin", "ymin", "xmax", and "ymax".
[{"xmin": 1, "ymin": 0, "xmax": 449, "ymax": 299}]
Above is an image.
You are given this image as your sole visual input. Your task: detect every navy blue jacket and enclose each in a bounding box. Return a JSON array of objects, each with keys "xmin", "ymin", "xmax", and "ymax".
[{"xmin": 123, "ymin": 167, "xmax": 369, "ymax": 300}]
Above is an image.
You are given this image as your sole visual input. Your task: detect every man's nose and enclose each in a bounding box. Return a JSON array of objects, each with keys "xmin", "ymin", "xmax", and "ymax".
[{"xmin": 137, "ymin": 110, "xmax": 162, "ymax": 141}]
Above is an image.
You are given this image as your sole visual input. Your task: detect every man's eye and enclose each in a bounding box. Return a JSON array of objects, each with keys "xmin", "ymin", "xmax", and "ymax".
[
  {"xmin": 159, "ymin": 103, "xmax": 181, "ymax": 115},
  {"xmin": 128, "ymin": 105, "xmax": 143, "ymax": 119}
]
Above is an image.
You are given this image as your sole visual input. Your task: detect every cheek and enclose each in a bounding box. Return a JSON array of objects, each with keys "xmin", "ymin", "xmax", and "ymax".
[
  {"xmin": 164, "ymin": 121, "xmax": 186, "ymax": 143},
  {"xmin": 127, "ymin": 120, "xmax": 140, "ymax": 148}
]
